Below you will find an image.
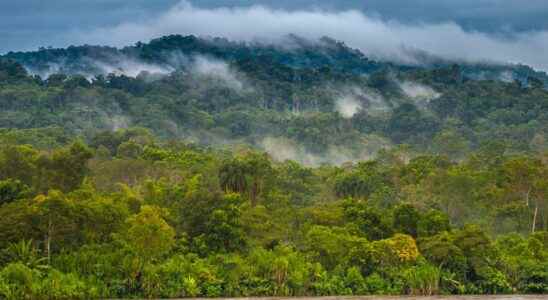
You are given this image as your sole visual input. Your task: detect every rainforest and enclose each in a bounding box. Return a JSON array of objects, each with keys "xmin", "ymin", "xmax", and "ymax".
[{"xmin": 0, "ymin": 33, "xmax": 546, "ymax": 299}]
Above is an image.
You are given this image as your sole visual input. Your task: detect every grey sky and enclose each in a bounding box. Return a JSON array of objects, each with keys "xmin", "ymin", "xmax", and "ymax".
[
  {"xmin": 1, "ymin": 0, "xmax": 548, "ymax": 70},
  {"xmin": 194, "ymin": 0, "xmax": 548, "ymax": 32}
]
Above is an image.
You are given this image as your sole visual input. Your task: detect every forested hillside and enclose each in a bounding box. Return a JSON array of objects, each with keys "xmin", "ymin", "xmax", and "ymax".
[
  {"xmin": 0, "ymin": 35, "xmax": 546, "ymax": 298},
  {"xmin": 2, "ymin": 35, "xmax": 547, "ymax": 161}
]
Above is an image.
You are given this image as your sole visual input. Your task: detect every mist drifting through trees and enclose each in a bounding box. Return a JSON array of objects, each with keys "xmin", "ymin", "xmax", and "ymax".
[{"xmin": 0, "ymin": 33, "xmax": 546, "ymax": 298}]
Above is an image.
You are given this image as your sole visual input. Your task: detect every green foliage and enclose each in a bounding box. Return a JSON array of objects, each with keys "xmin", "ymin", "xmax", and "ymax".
[
  {"xmin": 418, "ymin": 210, "xmax": 451, "ymax": 238},
  {"xmin": 419, "ymin": 232, "xmax": 467, "ymax": 279},
  {"xmin": 4, "ymin": 240, "xmax": 48, "ymax": 271},
  {"xmin": 123, "ymin": 205, "xmax": 175, "ymax": 262},
  {"xmin": 404, "ymin": 261, "xmax": 441, "ymax": 295},
  {"xmin": 0, "ymin": 138, "xmax": 545, "ymax": 297},
  {"xmin": 202, "ymin": 193, "xmax": 246, "ymax": 253},
  {"xmin": 0, "ymin": 145, "xmax": 38, "ymax": 186},
  {"xmin": 0, "ymin": 34, "xmax": 547, "ymax": 297},
  {"xmin": 392, "ymin": 204, "xmax": 420, "ymax": 238},
  {"xmin": 335, "ymin": 161, "xmax": 391, "ymax": 199},
  {"xmin": 1, "ymin": 35, "xmax": 547, "ymax": 157},
  {"xmin": 0, "ymin": 262, "xmax": 99, "ymax": 300},
  {"xmin": 36, "ymin": 141, "xmax": 93, "ymax": 192},
  {"xmin": 343, "ymin": 198, "xmax": 393, "ymax": 240},
  {"xmin": 0, "ymin": 179, "xmax": 29, "ymax": 206}
]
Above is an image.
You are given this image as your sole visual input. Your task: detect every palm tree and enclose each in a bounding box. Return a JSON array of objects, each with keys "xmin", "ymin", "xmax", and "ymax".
[
  {"xmin": 219, "ymin": 158, "xmax": 248, "ymax": 195},
  {"xmin": 219, "ymin": 152, "xmax": 272, "ymax": 206},
  {"xmin": 6, "ymin": 240, "xmax": 49, "ymax": 271}
]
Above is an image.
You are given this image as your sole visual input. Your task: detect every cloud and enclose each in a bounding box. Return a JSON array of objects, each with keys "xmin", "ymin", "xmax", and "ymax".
[
  {"xmin": 24, "ymin": 62, "xmax": 64, "ymax": 79},
  {"xmin": 90, "ymin": 56, "xmax": 174, "ymax": 77},
  {"xmin": 68, "ymin": 1, "xmax": 548, "ymax": 71},
  {"xmin": 335, "ymin": 95, "xmax": 362, "ymax": 118},
  {"xmin": 190, "ymin": 56, "xmax": 245, "ymax": 91},
  {"xmin": 333, "ymin": 86, "xmax": 389, "ymax": 118},
  {"xmin": 24, "ymin": 54, "xmax": 174, "ymax": 79},
  {"xmin": 398, "ymin": 81, "xmax": 440, "ymax": 102},
  {"xmin": 498, "ymin": 71, "xmax": 515, "ymax": 83}
]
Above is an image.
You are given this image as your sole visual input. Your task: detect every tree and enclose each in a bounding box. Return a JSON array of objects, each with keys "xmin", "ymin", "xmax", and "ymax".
[
  {"xmin": 0, "ymin": 59, "xmax": 28, "ymax": 82},
  {"xmin": 343, "ymin": 198, "xmax": 392, "ymax": 241},
  {"xmin": 430, "ymin": 164, "xmax": 480, "ymax": 226},
  {"xmin": 527, "ymin": 76, "xmax": 544, "ymax": 89},
  {"xmin": 45, "ymin": 73, "xmax": 67, "ymax": 86},
  {"xmin": 241, "ymin": 152, "xmax": 272, "ymax": 207},
  {"xmin": 124, "ymin": 205, "xmax": 175, "ymax": 262},
  {"xmin": 219, "ymin": 158, "xmax": 248, "ymax": 195},
  {"xmin": 117, "ymin": 140, "xmax": 143, "ymax": 159},
  {"xmin": 334, "ymin": 172, "xmax": 371, "ymax": 199},
  {"xmin": 0, "ymin": 179, "xmax": 30, "ymax": 206},
  {"xmin": 431, "ymin": 129, "xmax": 470, "ymax": 160},
  {"xmin": 502, "ymin": 156, "xmax": 543, "ymax": 233},
  {"xmin": 392, "ymin": 204, "xmax": 420, "ymax": 238},
  {"xmin": 388, "ymin": 103, "xmax": 440, "ymax": 143},
  {"xmin": 0, "ymin": 145, "xmax": 39, "ymax": 186},
  {"xmin": 531, "ymin": 173, "xmax": 548, "ymax": 233},
  {"xmin": 335, "ymin": 161, "xmax": 390, "ymax": 199},
  {"xmin": 203, "ymin": 193, "xmax": 246, "ymax": 252},
  {"xmin": 453, "ymin": 225, "xmax": 500, "ymax": 285},
  {"xmin": 417, "ymin": 210, "xmax": 451, "ymax": 238},
  {"xmin": 31, "ymin": 190, "xmax": 76, "ymax": 264},
  {"xmin": 418, "ymin": 231, "xmax": 467, "ymax": 279},
  {"xmin": 219, "ymin": 152, "xmax": 272, "ymax": 206},
  {"xmin": 36, "ymin": 141, "xmax": 93, "ymax": 192},
  {"xmin": 304, "ymin": 225, "xmax": 366, "ymax": 270},
  {"xmin": 383, "ymin": 233, "xmax": 419, "ymax": 263}
]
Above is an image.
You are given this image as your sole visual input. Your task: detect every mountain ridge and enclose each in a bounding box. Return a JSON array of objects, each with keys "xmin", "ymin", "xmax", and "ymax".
[
  {"xmin": 3, "ymin": 34, "xmax": 548, "ymax": 85},
  {"xmin": 0, "ymin": 34, "xmax": 547, "ymax": 165}
]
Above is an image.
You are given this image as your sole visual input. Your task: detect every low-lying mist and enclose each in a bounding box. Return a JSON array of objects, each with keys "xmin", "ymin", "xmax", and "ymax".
[
  {"xmin": 333, "ymin": 86, "xmax": 390, "ymax": 118},
  {"xmin": 25, "ymin": 55, "xmax": 173, "ymax": 80},
  {"xmin": 24, "ymin": 51, "xmax": 248, "ymax": 93},
  {"xmin": 398, "ymin": 81, "xmax": 441, "ymax": 102},
  {"xmin": 190, "ymin": 56, "xmax": 247, "ymax": 91},
  {"xmin": 260, "ymin": 136, "xmax": 390, "ymax": 167}
]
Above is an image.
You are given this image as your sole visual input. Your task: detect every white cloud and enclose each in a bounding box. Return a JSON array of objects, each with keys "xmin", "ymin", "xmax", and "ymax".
[
  {"xmin": 333, "ymin": 86, "xmax": 389, "ymax": 117},
  {"xmin": 398, "ymin": 81, "xmax": 440, "ymax": 101},
  {"xmin": 25, "ymin": 55, "xmax": 173, "ymax": 79},
  {"xmin": 90, "ymin": 57, "xmax": 173, "ymax": 77},
  {"xmin": 191, "ymin": 56, "xmax": 245, "ymax": 90},
  {"xmin": 70, "ymin": 1, "xmax": 548, "ymax": 71},
  {"xmin": 335, "ymin": 95, "xmax": 362, "ymax": 118}
]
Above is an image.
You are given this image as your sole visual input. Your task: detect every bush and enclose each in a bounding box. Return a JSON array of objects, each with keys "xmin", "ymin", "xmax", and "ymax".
[
  {"xmin": 404, "ymin": 262, "xmax": 440, "ymax": 295},
  {"xmin": 364, "ymin": 273, "xmax": 391, "ymax": 294},
  {"xmin": 0, "ymin": 263, "xmax": 97, "ymax": 300}
]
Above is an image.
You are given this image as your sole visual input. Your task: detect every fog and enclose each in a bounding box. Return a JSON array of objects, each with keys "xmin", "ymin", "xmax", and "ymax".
[
  {"xmin": 69, "ymin": 0, "xmax": 548, "ymax": 71},
  {"xmin": 398, "ymin": 81, "xmax": 440, "ymax": 101},
  {"xmin": 260, "ymin": 136, "xmax": 389, "ymax": 167},
  {"xmin": 335, "ymin": 95, "xmax": 362, "ymax": 118},
  {"xmin": 333, "ymin": 86, "xmax": 390, "ymax": 118},
  {"xmin": 90, "ymin": 57, "xmax": 173, "ymax": 78},
  {"xmin": 23, "ymin": 51, "xmax": 247, "ymax": 93},
  {"xmin": 24, "ymin": 55, "xmax": 173, "ymax": 80},
  {"xmin": 190, "ymin": 56, "xmax": 246, "ymax": 91}
]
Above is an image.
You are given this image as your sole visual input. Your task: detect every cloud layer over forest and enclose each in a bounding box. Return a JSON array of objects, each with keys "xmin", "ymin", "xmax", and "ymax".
[{"xmin": 60, "ymin": 1, "xmax": 548, "ymax": 71}]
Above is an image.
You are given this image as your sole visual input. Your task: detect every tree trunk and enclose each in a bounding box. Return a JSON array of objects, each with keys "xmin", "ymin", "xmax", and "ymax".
[
  {"xmin": 532, "ymin": 200, "xmax": 538, "ymax": 233},
  {"xmin": 250, "ymin": 181, "xmax": 258, "ymax": 207},
  {"xmin": 46, "ymin": 217, "xmax": 52, "ymax": 265},
  {"xmin": 525, "ymin": 187, "xmax": 532, "ymax": 232},
  {"xmin": 525, "ymin": 187, "xmax": 532, "ymax": 207}
]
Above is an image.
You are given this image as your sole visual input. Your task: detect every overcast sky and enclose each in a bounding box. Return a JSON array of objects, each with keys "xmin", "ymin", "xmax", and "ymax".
[{"xmin": 2, "ymin": 0, "xmax": 548, "ymax": 70}]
